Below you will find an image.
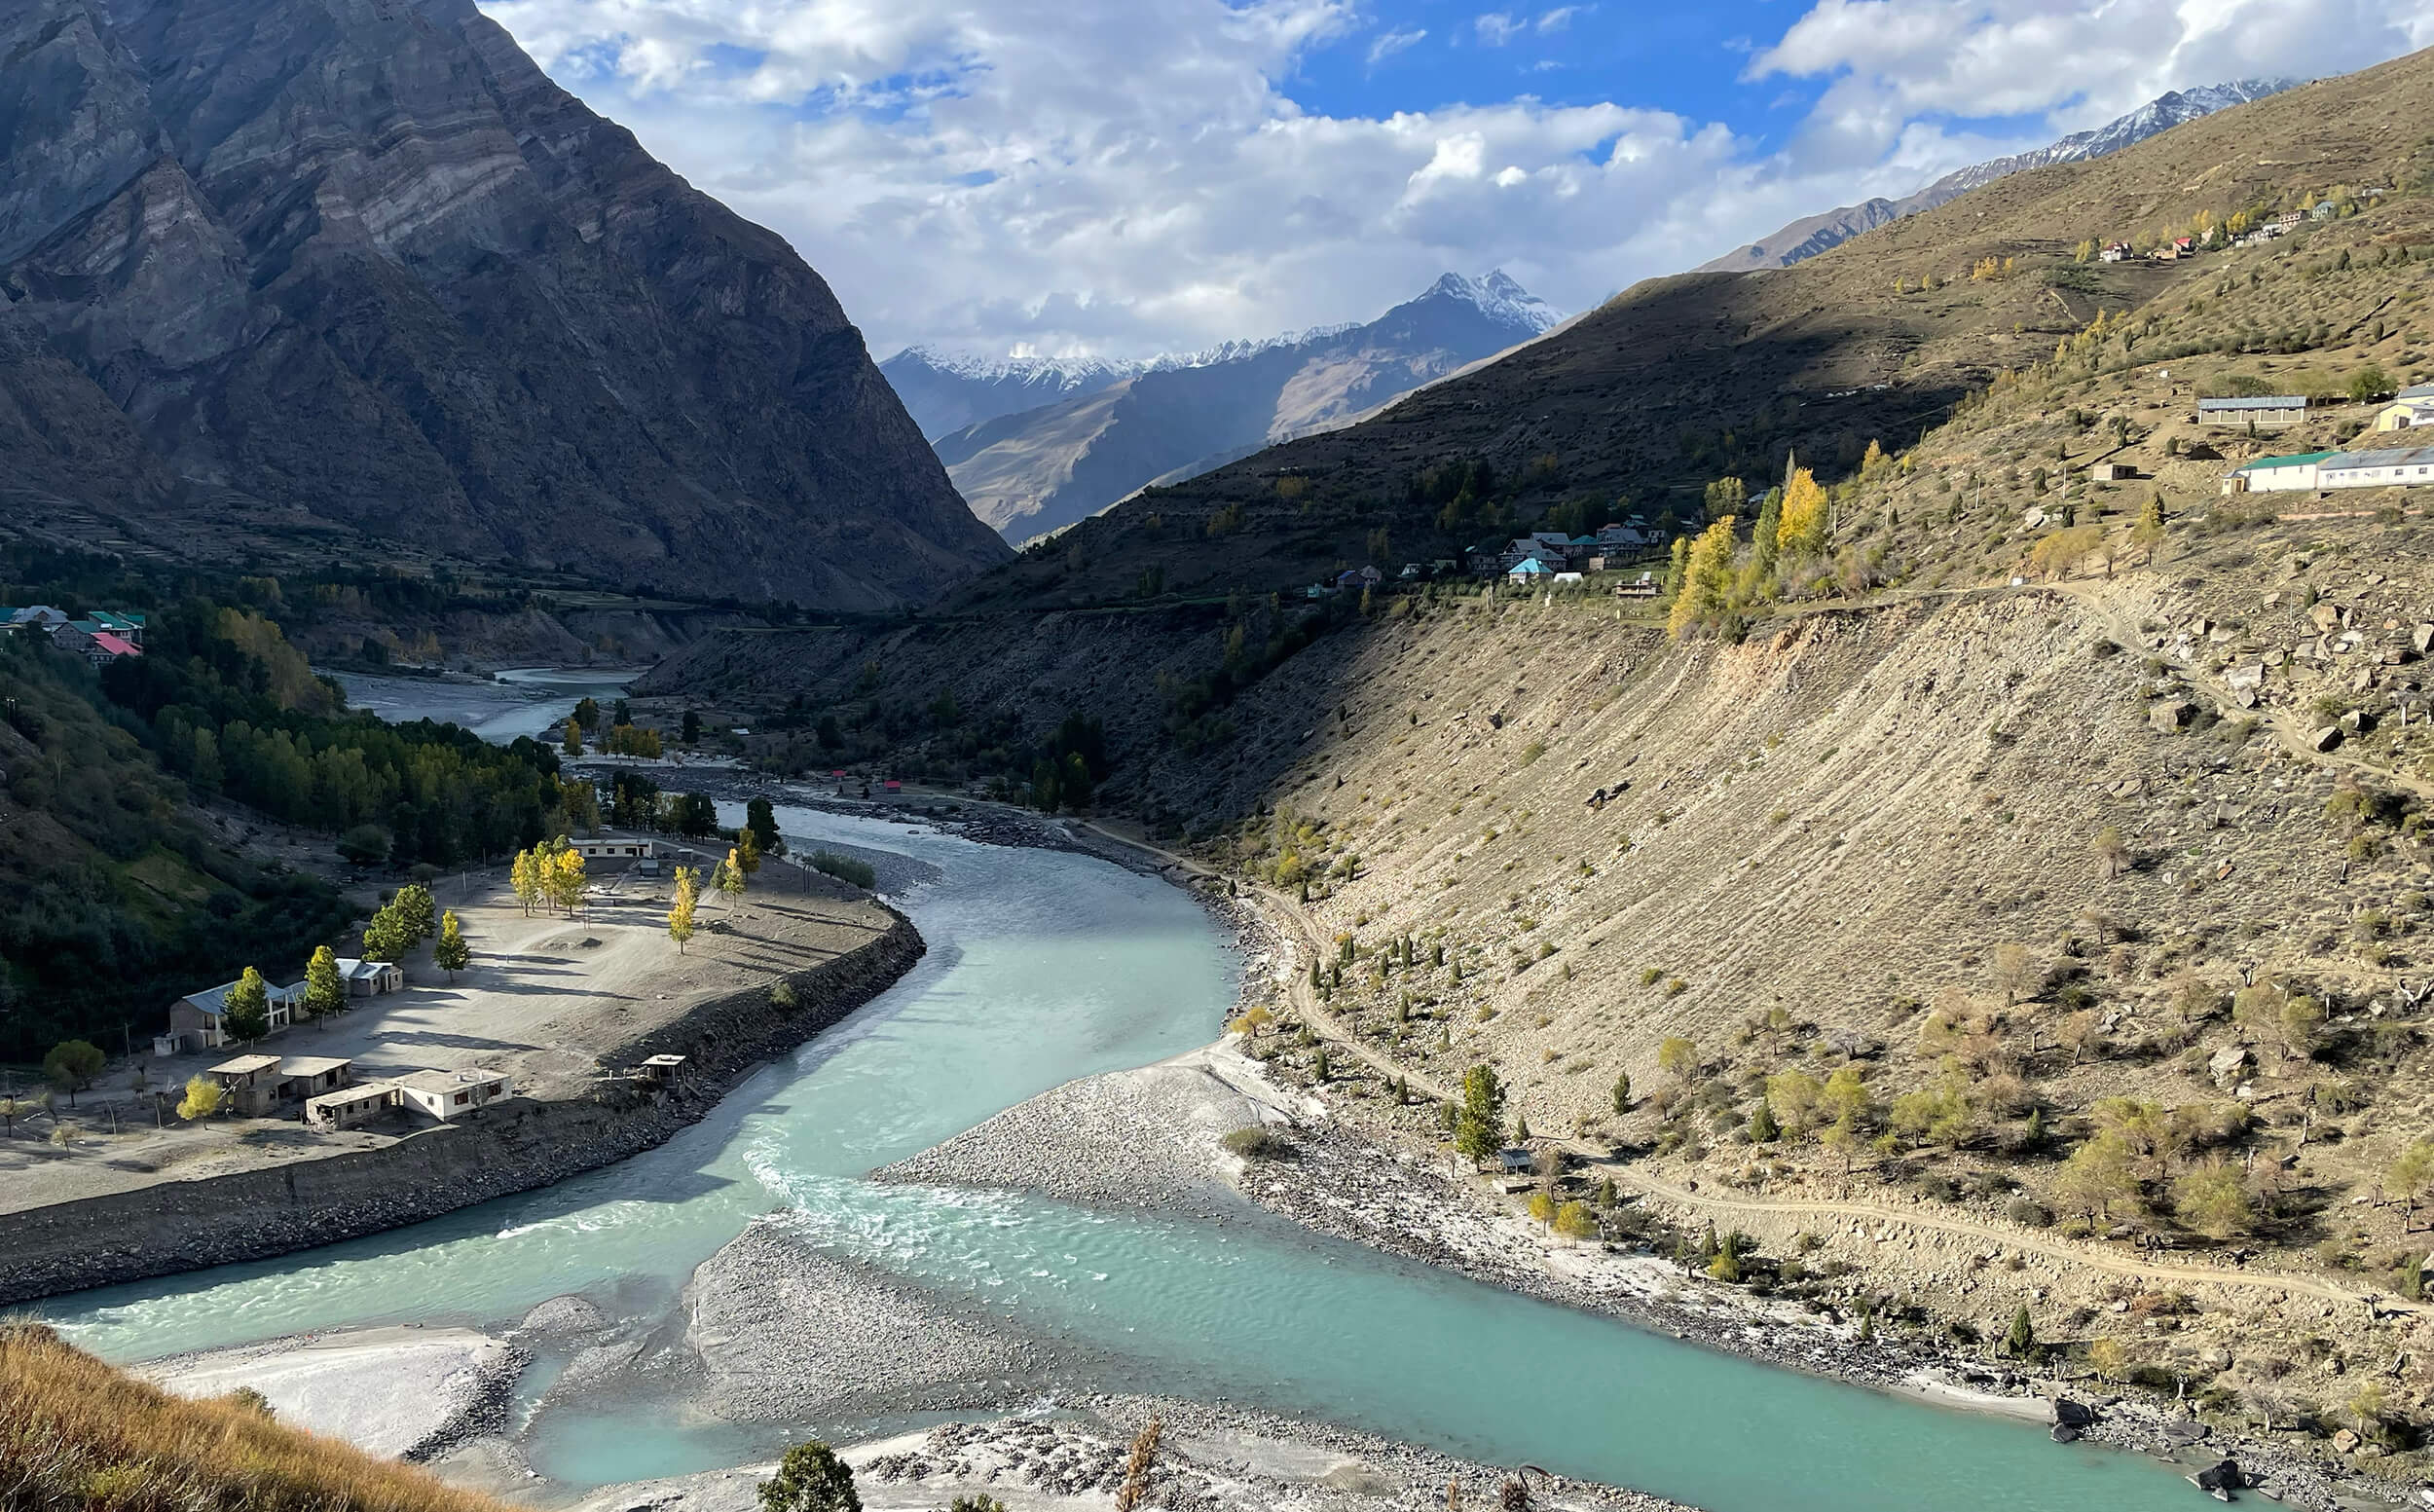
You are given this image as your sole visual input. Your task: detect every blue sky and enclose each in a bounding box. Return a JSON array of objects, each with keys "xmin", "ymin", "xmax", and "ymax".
[{"xmin": 478, "ymin": 0, "xmax": 2434, "ymax": 359}]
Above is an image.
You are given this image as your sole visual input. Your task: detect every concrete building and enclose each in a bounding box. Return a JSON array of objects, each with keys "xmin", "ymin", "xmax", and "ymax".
[
  {"xmin": 2088, "ymin": 461, "xmax": 2139, "ymax": 482},
  {"xmin": 278, "ymin": 1055, "xmax": 355, "ymax": 1101},
  {"xmin": 2199, "ymin": 395, "xmax": 2309, "ymax": 429},
  {"xmin": 393, "ymin": 1068, "xmax": 513, "ymax": 1124},
  {"xmin": 2221, "ymin": 451, "xmax": 2334, "ymax": 494},
  {"xmin": 2374, "ymin": 385, "xmax": 2434, "ymax": 431},
  {"xmin": 334, "ymin": 958, "xmax": 403, "ymax": 996},
  {"xmin": 206, "ymin": 1054, "xmax": 287, "ymax": 1117},
  {"xmin": 305, "ymin": 1082, "xmax": 396, "ymax": 1130},
  {"xmin": 574, "ymin": 837, "xmax": 653, "ymax": 862},
  {"xmin": 2319, "ymin": 447, "xmax": 2434, "ymax": 489},
  {"xmin": 166, "ymin": 977, "xmax": 305, "ymax": 1052}
]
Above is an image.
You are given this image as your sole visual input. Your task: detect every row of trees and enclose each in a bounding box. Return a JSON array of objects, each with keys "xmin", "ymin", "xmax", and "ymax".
[{"xmin": 510, "ymin": 840, "xmax": 589, "ymax": 916}]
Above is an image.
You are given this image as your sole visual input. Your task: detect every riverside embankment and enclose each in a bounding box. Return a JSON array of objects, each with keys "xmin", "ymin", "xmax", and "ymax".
[{"xmin": 0, "ymin": 902, "xmax": 922, "ymax": 1307}]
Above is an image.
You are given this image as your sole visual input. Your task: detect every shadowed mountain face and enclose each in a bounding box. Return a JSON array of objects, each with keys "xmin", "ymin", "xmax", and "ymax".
[
  {"xmin": 0, "ymin": 0, "xmax": 1009, "ymax": 608},
  {"xmin": 1698, "ymin": 80, "xmax": 2295, "ymax": 275},
  {"xmin": 896, "ymin": 272, "xmax": 1561, "ymax": 544}
]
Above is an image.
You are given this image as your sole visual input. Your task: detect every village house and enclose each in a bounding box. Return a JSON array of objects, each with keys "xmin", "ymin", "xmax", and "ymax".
[
  {"xmin": 2199, "ymin": 394, "xmax": 2309, "ymax": 429},
  {"xmin": 1613, "ymin": 572, "xmax": 1661, "ymax": 599},
  {"xmin": 279, "ymin": 1055, "xmax": 355, "ymax": 1101},
  {"xmin": 574, "ymin": 837, "xmax": 653, "ymax": 864},
  {"xmin": 2374, "ymin": 384, "xmax": 2434, "ymax": 431},
  {"xmin": 2088, "ymin": 461, "xmax": 2139, "ymax": 482},
  {"xmin": 305, "ymin": 1082, "xmax": 396, "ymax": 1131},
  {"xmin": 1505, "ymin": 557, "xmax": 1555, "ymax": 587},
  {"xmin": 2222, "ymin": 447, "xmax": 2434, "ymax": 495},
  {"xmin": 336, "ymin": 957, "xmax": 404, "ymax": 996},
  {"xmin": 205, "ymin": 1054, "xmax": 288, "ymax": 1117},
  {"xmin": 636, "ymin": 1053, "xmax": 689, "ymax": 1087},
  {"xmin": 2099, "ymin": 242, "xmax": 2132, "ymax": 263},
  {"xmin": 392, "ymin": 1068, "xmax": 514, "ymax": 1124},
  {"xmin": 53, "ymin": 623, "xmax": 142, "ymax": 667},
  {"xmin": 8, "ymin": 606, "xmax": 69, "ymax": 629},
  {"xmin": 2220, "ymin": 450, "xmax": 2336, "ymax": 494},
  {"xmin": 164, "ymin": 976, "xmax": 307, "ymax": 1052}
]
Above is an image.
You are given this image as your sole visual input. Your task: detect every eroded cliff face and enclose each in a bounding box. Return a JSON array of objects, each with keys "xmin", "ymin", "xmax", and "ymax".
[{"xmin": 0, "ymin": 0, "xmax": 1009, "ymax": 608}]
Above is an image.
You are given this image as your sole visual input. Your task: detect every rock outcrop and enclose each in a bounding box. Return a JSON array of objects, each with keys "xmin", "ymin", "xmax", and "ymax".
[{"xmin": 0, "ymin": 0, "xmax": 1009, "ymax": 608}]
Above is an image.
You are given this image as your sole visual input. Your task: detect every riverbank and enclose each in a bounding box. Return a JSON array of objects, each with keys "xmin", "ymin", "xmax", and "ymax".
[{"xmin": 0, "ymin": 897, "xmax": 924, "ymax": 1307}]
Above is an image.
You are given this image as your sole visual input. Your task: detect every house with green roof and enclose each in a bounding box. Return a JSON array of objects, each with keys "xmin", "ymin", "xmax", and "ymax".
[{"xmin": 2221, "ymin": 451, "xmax": 2336, "ymax": 495}]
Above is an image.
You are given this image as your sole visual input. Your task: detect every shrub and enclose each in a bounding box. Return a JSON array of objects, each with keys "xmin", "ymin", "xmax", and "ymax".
[
  {"xmin": 809, "ymin": 850, "xmax": 877, "ymax": 889},
  {"xmin": 2007, "ymin": 1197, "xmax": 2055, "ymax": 1229},
  {"xmin": 1221, "ymin": 1125, "xmax": 1290, "ymax": 1161}
]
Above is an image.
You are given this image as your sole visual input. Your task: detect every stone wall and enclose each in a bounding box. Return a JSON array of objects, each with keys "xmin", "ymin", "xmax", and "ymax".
[{"xmin": 0, "ymin": 911, "xmax": 924, "ymax": 1307}]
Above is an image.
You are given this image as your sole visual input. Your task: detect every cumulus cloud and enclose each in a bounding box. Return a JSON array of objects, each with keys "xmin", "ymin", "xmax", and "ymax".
[{"xmin": 477, "ymin": 0, "xmax": 2434, "ymax": 359}]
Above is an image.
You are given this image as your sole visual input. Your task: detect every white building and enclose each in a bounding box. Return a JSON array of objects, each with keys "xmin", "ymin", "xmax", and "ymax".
[
  {"xmin": 2374, "ymin": 385, "xmax": 2434, "ymax": 431},
  {"xmin": 2223, "ymin": 447, "xmax": 2434, "ymax": 495},
  {"xmin": 2221, "ymin": 451, "xmax": 2334, "ymax": 493},
  {"xmin": 392, "ymin": 1068, "xmax": 513, "ymax": 1123}
]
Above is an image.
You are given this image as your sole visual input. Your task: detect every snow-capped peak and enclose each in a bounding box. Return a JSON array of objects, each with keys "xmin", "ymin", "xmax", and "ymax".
[
  {"xmin": 1421, "ymin": 270, "xmax": 1564, "ymax": 333},
  {"xmin": 886, "ymin": 345, "xmax": 1143, "ymax": 389}
]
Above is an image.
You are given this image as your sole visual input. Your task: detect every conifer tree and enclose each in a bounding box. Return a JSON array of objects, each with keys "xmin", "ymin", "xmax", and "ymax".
[{"xmin": 1455, "ymin": 1064, "xmax": 1507, "ymax": 1167}]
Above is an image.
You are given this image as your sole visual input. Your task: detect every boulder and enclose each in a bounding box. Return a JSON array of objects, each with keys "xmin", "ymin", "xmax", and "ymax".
[
  {"xmin": 2415, "ymin": 622, "xmax": 2434, "ymax": 656},
  {"xmin": 2208, "ymin": 1046, "xmax": 2252, "ymax": 1088},
  {"xmin": 2150, "ymin": 700, "xmax": 2197, "ymax": 733},
  {"xmin": 2334, "ymin": 1427, "xmax": 2362, "ymax": 1454},
  {"xmin": 2051, "ymin": 1398, "xmax": 2097, "ymax": 1427},
  {"xmin": 2311, "ymin": 603, "xmax": 2342, "ymax": 632},
  {"xmin": 2162, "ymin": 1419, "xmax": 2209, "ymax": 1447},
  {"xmin": 2312, "ymin": 725, "xmax": 2345, "ymax": 752},
  {"xmin": 2227, "ymin": 662, "xmax": 2268, "ymax": 691},
  {"xmin": 2187, "ymin": 1459, "xmax": 2242, "ymax": 1500},
  {"xmin": 2343, "ymin": 709, "xmax": 2376, "ymax": 734}
]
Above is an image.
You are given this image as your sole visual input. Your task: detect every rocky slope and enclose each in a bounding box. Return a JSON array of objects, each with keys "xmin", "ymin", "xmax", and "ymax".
[
  {"xmin": 0, "ymin": 0, "xmax": 1008, "ymax": 609},
  {"xmin": 1697, "ymin": 80, "xmax": 2296, "ymax": 275},
  {"xmin": 917, "ymin": 272, "xmax": 1562, "ymax": 544}
]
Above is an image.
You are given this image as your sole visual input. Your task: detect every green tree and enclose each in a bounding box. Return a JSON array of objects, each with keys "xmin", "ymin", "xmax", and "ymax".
[
  {"xmin": 758, "ymin": 1441, "xmax": 860, "ymax": 1512},
  {"xmin": 1610, "ymin": 1070, "xmax": 1633, "ymax": 1116},
  {"xmin": 746, "ymin": 796, "xmax": 786, "ymax": 857},
  {"xmin": 1455, "ymin": 1063, "xmax": 1507, "ymax": 1167},
  {"xmin": 2349, "ymin": 362, "xmax": 2391, "ymax": 403},
  {"xmin": 2004, "ymin": 1304, "xmax": 2037, "ymax": 1360},
  {"xmin": 434, "ymin": 910, "xmax": 471, "ymax": 978},
  {"xmin": 1703, "ymin": 475, "xmax": 1747, "ymax": 524},
  {"xmin": 337, "ymin": 824, "xmax": 391, "ymax": 867},
  {"xmin": 682, "ymin": 709, "xmax": 703, "ymax": 745},
  {"xmin": 2173, "ymin": 1160, "xmax": 2255, "ymax": 1239},
  {"xmin": 736, "ymin": 827, "xmax": 764, "ymax": 876},
  {"xmin": 2389, "ymin": 1137, "xmax": 2434, "ymax": 1231},
  {"xmin": 223, "ymin": 968, "xmax": 273, "ymax": 1044},
  {"xmin": 572, "ymin": 697, "xmax": 602, "ymax": 732},
  {"xmin": 668, "ymin": 866, "xmax": 701, "ymax": 953},
  {"xmin": 43, "ymin": 1040, "xmax": 105, "ymax": 1105},
  {"xmin": 1747, "ymin": 1099, "xmax": 1782, "ymax": 1142},
  {"xmin": 304, "ymin": 945, "xmax": 345, "ymax": 1024},
  {"xmin": 563, "ymin": 716, "xmax": 584, "ymax": 757},
  {"xmin": 2053, "ymin": 1129, "xmax": 2141, "ymax": 1221},
  {"xmin": 1658, "ymin": 1035, "xmax": 1699, "ymax": 1083},
  {"xmin": 362, "ymin": 904, "xmax": 412, "ymax": 964},
  {"xmin": 393, "ymin": 883, "xmax": 436, "ymax": 945},
  {"xmin": 177, "ymin": 1074, "xmax": 224, "ymax": 1121}
]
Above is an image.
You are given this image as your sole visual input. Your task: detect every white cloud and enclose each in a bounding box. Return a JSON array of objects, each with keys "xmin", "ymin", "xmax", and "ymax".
[
  {"xmin": 1366, "ymin": 26, "xmax": 1426, "ymax": 65},
  {"xmin": 1474, "ymin": 12, "xmax": 1524, "ymax": 46},
  {"xmin": 476, "ymin": 0, "xmax": 2434, "ymax": 361},
  {"xmin": 1754, "ymin": 0, "xmax": 2434, "ymax": 170}
]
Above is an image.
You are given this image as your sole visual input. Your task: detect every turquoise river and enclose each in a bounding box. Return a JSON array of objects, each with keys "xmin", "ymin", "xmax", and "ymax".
[{"xmin": 46, "ymin": 804, "xmax": 2211, "ymax": 1510}]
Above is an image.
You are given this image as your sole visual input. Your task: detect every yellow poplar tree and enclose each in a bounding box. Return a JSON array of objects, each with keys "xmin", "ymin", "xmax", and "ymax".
[
  {"xmin": 668, "ymin": 866, "xmax": 699, "ymax": 953},
  {"xmin": 510, "ymin": 848, "xmax": 541, "ymax": 914},
  {"xmin": 1776, "ymin": 467, "xmax": 1828, "ymax": 556},
  {"xmin": 1666, "ymin": 517, "xmax": 1738, "ymax": 639},
  {"xmin": 718, "ymin": 848, "xmax": 747, "ymax": 910}
]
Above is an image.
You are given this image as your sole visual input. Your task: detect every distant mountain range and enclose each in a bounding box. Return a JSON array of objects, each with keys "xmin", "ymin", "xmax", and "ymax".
[
  {"xmin": 0, "ymin": 0, "xmax": 1006, "ymax": 608},
  {"xmin": 1698, "ymin": 80, "xmax": 2297, "ymax": 275},
  {"xmin": 884, "ymin": 272, "xmax": 1562, "ymax": 543}
]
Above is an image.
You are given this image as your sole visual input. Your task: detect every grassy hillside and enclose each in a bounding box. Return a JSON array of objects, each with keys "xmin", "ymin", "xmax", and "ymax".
[{"xmin": 0, "ymin": 1322, "xmax": 509, "ymax": 1512}]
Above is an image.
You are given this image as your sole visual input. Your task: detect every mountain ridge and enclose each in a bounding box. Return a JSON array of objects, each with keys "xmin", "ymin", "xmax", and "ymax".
[
  {"xmin": 1698, "ymin": 79, "xmax": 2297, "ymax": 275},
  {"xmin": 897, "ymin": 271, "xmax": 1563, "ymax": 543},
  {"xmin": 0, "ymin": 0, "xmax": 1008, "ymax": 609}
]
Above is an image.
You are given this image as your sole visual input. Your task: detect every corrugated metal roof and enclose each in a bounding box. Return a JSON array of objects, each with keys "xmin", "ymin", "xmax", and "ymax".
[
  {"xmin": 2398, "ymin": 385, "xmax": 2434, "ymax": 400},
  {"xmin": 2234, "ymin": 451, "xmax": 2336, "ymax": 471},
  {"xmin": 2323, "ymin": 446, "xmax": 2434, "ymax": 472},
  {"xmin": 2200, "ymin": 394, "xmax": 2308, "ymax": 410}
]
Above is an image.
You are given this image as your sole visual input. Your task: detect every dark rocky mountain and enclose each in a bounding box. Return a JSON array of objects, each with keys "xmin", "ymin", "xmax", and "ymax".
[
  {"xmin": 0, "ymin": 0, "xmax": 1009, "ymax": 609},
  {"xmin": 1698, "ymin": 80, "xmax": 2295, "ymax": 275},
  {"xmin": 909, "ymin": 272, "xmax": 1561, "ymax": 544}
]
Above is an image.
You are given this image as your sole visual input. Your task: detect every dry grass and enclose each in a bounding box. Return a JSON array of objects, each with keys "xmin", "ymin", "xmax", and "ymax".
[{"xmin": 0, "ymin": 1322, "xmax": 511, "ymax": 1512}]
